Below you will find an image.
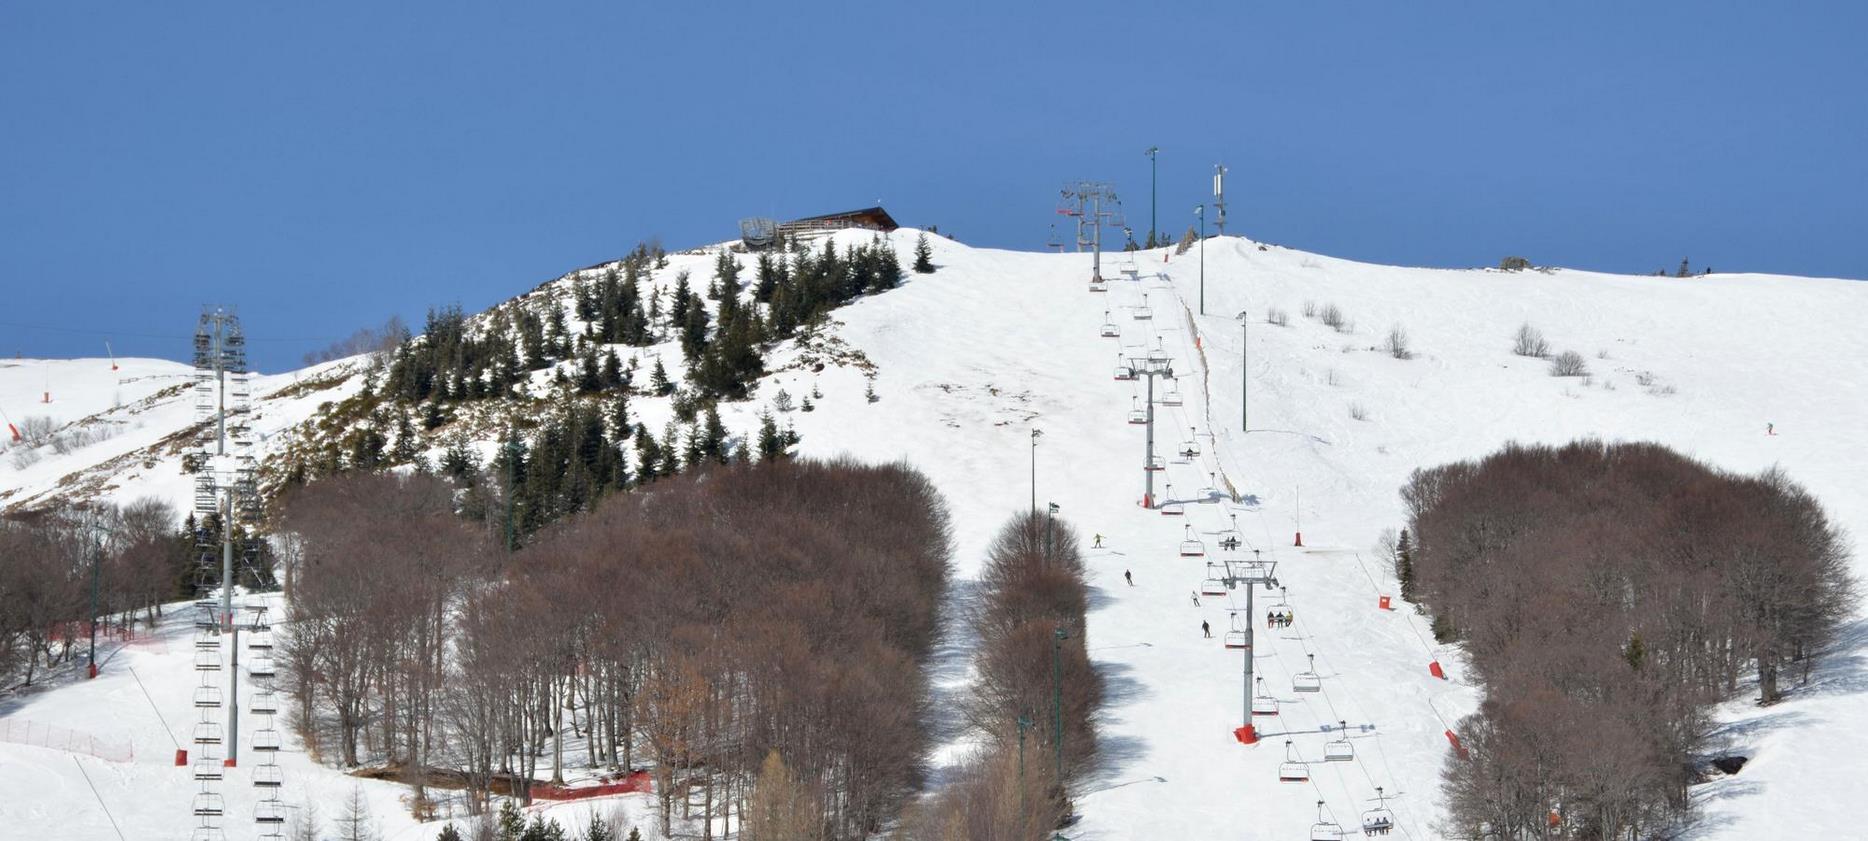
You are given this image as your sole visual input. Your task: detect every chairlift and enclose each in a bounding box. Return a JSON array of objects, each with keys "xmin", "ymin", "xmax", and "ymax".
[
  {"xmin": 1323, "ymin": 720, "xmax": 1355, "ymax": 762},
  {"xmin": 247, "ymin": 633, "xmax": 273, "ymax": 653},
  {"xmin": 1160, "ymin": 484, "xmax": 1184, "ymax": 516},
  {"xmin": 1161, "ymin": 378, "xmax": 1184, "ymax": 407},
  {"xmin": 253, "ymin": 728, "xmax": 282, "ymax": 753},
  {"xmin": 1127, "ymin": 397, "xmax": 1148, "ymax": 425},
  {"xmin": 193, "ymin": 757, "xmax": 224, "ymax": 781},
  {"xmin": 1119, "ymin": 253, "xmax": 1139, "ymax": 278},
  {"xmin": 1310, "ymin": 800, "xmax": 1346, "ymax": 841},
  {"xmin": 1147, "ymin": 339, "xmax": 1171, "ymax": 365},
  {"xmin": 194, "ymin": 650, "xmax": 221, "ymax": 671},
  {"xmin": 193, "ymin": 610, "xmax": 219, "ymax": 630},
  {"xmin": 1278, "ymin": 739, "xmax": 1311, "ymax": 783},
  {"xmin": 1252, "ymin": 677, "xmax": 1279, "ymax": 716},
  {"xmin": 1145, "ymin": 454, "xmax": 1166, "ymax": 471},
  {"xmin": 195, "ymin": 630, "xmax": 219, "ymax": 650},
  {"xmin": 253, "ymin": 763, "xmax": 284, "ymax": 788},
  {"xmin": 1223, "ymin": 613, "xmax": 1249, "ymax": 650},
  {"xmin": 249, "ymin": 617, "xmax": 271, "ymax": 634},
  {"xmin": 255, "ymin": 799, "xmax": 288, "ymax": 824},
  {"xmin": 1089, "ymin": 275, "xmax": 1108, "ymax": 293},
  {"xmin": 1100, "ymin": 311, "xmax": 1121, "ymax": 338},
  {"xmin": 194, "ymin": 685, "xmax": 223, "ymax": 708},
  {"xmin": 1200, "ymin": 564, "xmax": 1229, "ymax": 596},
  {"xmin": 1270, "ymin": 605, "xmax": 1295, "ymax": 626},
  {"xmin": 1134, "ymin": 294, "xmax": 1154, "ymax": 321},
  {"xmin": 1114, "ymin": 354, "xmax": 1138, "ymax": 381},
  {"xmin": 1293, "ymin": 654, "xmax": 1322, "ymax": 693},
  {"xmin": 248, "ymin": 657, "xmax": 277, "ymax": 679},
  {"xmin": 192, "ymin": 792, "xmax": 226, "ymax": 817},
  {"xmin": 1178, "ymin": 524, "xmax": 1206, "ymax": 557},
  {"xmin": 193, "ymin": 721, "xmax": 223, "ymax": 745},
  {"xmin": 191, "ymin": 827, "xmax": 227, "ymax": 841},
  {"xmin": 251, "ymin": 687, "xmax": 279, "ymax": 715},
  {"xmin": 1361, "ymin": 787, "xmax": 1397, "ymax": 836}
]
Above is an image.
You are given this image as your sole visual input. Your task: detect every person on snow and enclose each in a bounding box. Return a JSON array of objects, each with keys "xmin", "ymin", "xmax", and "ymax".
[
  {"xmin": 1093, "ymin": 533, "xmax": 1104, "ymax": 548},
  {"xmin": 1202, "ymin": 620, "xmax": 1212, "ymax": 638},
  {"xmin": 1191, "ymin": 591, "xmax": 1201, "ymax": 607},
  {"xmin": 1124, "ymin": 569, "xmax": 1133, "ymax": 586}
]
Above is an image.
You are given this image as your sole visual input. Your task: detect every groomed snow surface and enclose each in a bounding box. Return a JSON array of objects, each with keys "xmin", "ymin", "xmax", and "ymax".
[{"xmin": 4, "ymin": 231, "xmax": 1866, "ymax": 839}]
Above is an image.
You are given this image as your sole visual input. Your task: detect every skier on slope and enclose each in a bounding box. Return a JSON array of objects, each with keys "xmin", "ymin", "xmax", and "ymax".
[
  {"xmin": 1124, "ymin": 569, "xmax": 1133, "ymax": 586},
  {"xmin": 1191, "ymin": 591, "xmax": 1201, "ymax": 607},
  {"xmin": 1093, "ymin": 533, "xmax": 1103, "ymax": 548},
  {"xmin": 1202, "ymin": 620, "xmax": 1211, "ymax": 638}
]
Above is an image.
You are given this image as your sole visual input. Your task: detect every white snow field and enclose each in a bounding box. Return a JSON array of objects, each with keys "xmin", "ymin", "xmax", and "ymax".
[{"xmin": 3, "ymin": 229, "xmax": 1866, "ymax": 839}]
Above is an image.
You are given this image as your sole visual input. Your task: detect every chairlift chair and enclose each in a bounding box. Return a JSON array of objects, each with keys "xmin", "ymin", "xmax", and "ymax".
[
  {"xmin": 193, "ymin": 792, "xmax": 226, "ymax": 817},
  {"xmin": 1127, "ymin": 398, "xmax": 1148, "ymax": 425},
  {"xmin": 1145, "ymin": 454, "xmax": 1166, "ymax": 471},
  {"xmin": 1310, "ymin": 801, "xmax": 1346, "ymax": 841},
  {"xmin": 1293, "ymin": 654, "xmax": 1322, "ymax": 693},
  {"xmin": 253, "ymin": 764, "xmax": 284, "ymax": 788},
  {"xmin": 191, "ymin": 826, "xmax": 227, "ymax": 841},
  {"xmin": 1100, "ymin": 312, "xmax": 1121, "ymax": 338},
  {"xmin": 1114, "ymin": 354, "xmax": 1138, "ymax": 381},
  {"xmin": 1278, "ymin": 740, "xmax": 1311, "ymax": 783},
  {"xmin": 1224, "ymin": 613, "xmax": 1249, "ymax": 650},
  {"xmin": 1161, "ymin": 378, "xmax": 1184, "ymax": 407},
  {"xmin": 1181, "ymin": 426, "xmax": 1201, "ymax": 456},
  {"xmin": 194, "ymin": 685, "xmax": 223, "ymax": 708},
  {"xmin": 195, "ymin": 630, "xmax": 219, "ymax": 650},
  {"xmin": 1134, "ymin": 294, "xmax": 1154, "ymax": 321},
  {"xmin": 1271, "ymin": 606, "xmax": 1295, "ymax": 625},
  {"xmin": 193, "ymin": 721, "xmax": 223, "ymax": 746},
  {"xmin": 255, "ymin": 800, "xmax": 287, "ymax": 825},
  {"xmin": 1159, "ymin": 484, "xmax": 1184, "ymax": 515},
  {"xmin": 1322, "ymin": 720, "xmax": 1355, "ymax": 761},
  {"xmin": 247, "ymin": 633, "xmax": 273, "ymax": 653},
  {"xmin": 193, "ymin": 757, "xmax": 224, "ymax": 781},
  {"xmin": 194, "ymin": 649, "xmax": 222, "ymax": 671},
  {"xmin": 1361, "ymin": 787, "xmax": 1397, "ymax": 835},
  {"xmin": 193, "ymin": 610, "xmax": 219, "ymax": 630},
  {"xmin": 1252, "ymin": 677, "xmax": 1279, "ymax": 716},
  {"xmin": 251, "ymin": 687, "xmax": 279, "ymax": 715},
  {"xmin": 1200, "ymin": 564, "xmax": 1229, "ymax": 596},
  {"xmin": 1147, "ymin": 340, "xmax": 1171, "ymax": 365},
  {"xmin": 253, "ymin": 728, "xmax": 282, "ymax": 753},
  {"xmin": 1178, "ymin": 525, "xmax": 1206, "ymax": 557},
  {"xmin": 1088, "ymin": 275, "xmax": 1108, "ymax": 293},
  {"xmin": 248, "ymin": 657, "xmax": 277, "ymax": 679}
]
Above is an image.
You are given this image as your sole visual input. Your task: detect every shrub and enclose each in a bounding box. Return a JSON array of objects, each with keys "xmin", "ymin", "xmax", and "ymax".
[
  {"xmin": 1265, "ymin": 307, "xmax": 1289, "ymax": 327},
  {"xmin": 1549, "ymin": 350, "xmax": 1589, "ymax": 377},
  {"xmin": 1499, "ymin": 256, "xmax": 1532, "ymax": 271},
  {"xmin": 1319, "ymin": 303, "xmax": 1347, "ymax": 332},
  {"xmin": 1349, "ymin": 402, "xmax": 1369, "ymax": 421},
  {"xmin": 1384, "ymin": 325, "xmax": 1413, "ymax": 360},
  {"xmin": 1302, "ymin": 300, "xmax": 1317, "ymax": 319},
  {"xmin": 1512, "ymin": 323, "xmax": 1549, "ymax": 358}
]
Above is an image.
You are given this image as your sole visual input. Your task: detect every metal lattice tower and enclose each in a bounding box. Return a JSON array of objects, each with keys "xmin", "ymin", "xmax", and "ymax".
[
  {"xmin": 1059, "ymin": 181, "xmax": 1123, "ymax": 282},
  {"xmin": 1213, "ymin": 164, "xmax": 1228, "ymax": 237},
  {"xmin": 187, "ymin": 308, "xmax": 271, "ymax": 833}
]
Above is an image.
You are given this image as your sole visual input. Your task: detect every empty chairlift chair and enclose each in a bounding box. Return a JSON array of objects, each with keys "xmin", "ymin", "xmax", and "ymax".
[
  {"xmin": 1361, "ymin": 787, "xmax": 1397, "ymax": 836},
  {"xmin": 1134, "ymin": 294, "xmax": 1154, "ymax": 321},
  {"xmin": 194, "ymin": 684, "xmax": 223, "ymax": 709},
  {"xmin": 252, "ymin": 727, "xmax": 282, "ymax": 753},
  {"xmin": 1159, "ymin": 483, "xmax": 1185, "ymax": 516},
  {"xmin": 1100, "ymin": 311, "xmax": 1121, "ymax": 338},
  {"xmin": 255, "ymin": 799, "xmax": 287, "ymax": 825},
  {"xmin": 193, "ymin": 756, "xmax": 224, "ymax": 781},
  {"xmin": 1146, "ymin": 454, "xmax": 1166, "ymax": 472},
  {"xmin": 1119, "ymin": 253, "xmax": 1139, "ymax": 280},
  {"xmin": 253, "ymin": 764, "xmax": 284, "ymax": 789},
  {"xmin": 1293, "ymin": 654, "xmax": 1322, "ymax": 693},
  {"xmin": 1114, "ymin": 354, "xmax": 1138, "ymax": 381},
  {"xmin": 1178, "ymin": 524, "xmax": 1206, "ymax": 557},
  {"xmin": 248, "ymin": 656, "xmax": 277, "ymax": 680},
  {"xmin": 251, "ymin": 687, "xmax": 279, "ymax": 715},
  {"xmin": 1127, "ymin": 397, "xmax": 1148, "ymax": 425},
  {"xmin": 190, "ymin": 825, "xmax": 227, "ymax": 841},
  {"xmin": 1252, "ymin": 677, "xmax": 1279, "ymax": 716},
  {"xmin": 1089, "ymin": 274, "xmax": 1108, "ymax": 293},
  {"xmin": 192, "ymin": 791, "xmax": 225, "ymax": 817},
  {"xmin": 194, "ymin": 648, "xmax": 222, "ymax": 671},
  {"xmin": 1147, "ymin": 339, "xmax": 1172, "ymax": 365},
  {"xmin": 1310, "ymin": 801, "xmax": 1346, "ymax": 841},
  {"xmin": 247, "ymin": 631, "xmax": 273, "ymax": 653},
  {"xmin": 195, "ymin": 629, "xmax": 219, "ymax": 650},
  {"xmin": 1278, "ymin": 740, "xmax": 1311, "ymax": 783},
  {"xmin": 1224, "ymin": 613, "xmax": 1249, "ymax": 650},
  {"xmin": 1161, "ymin": 377, "xmax": 1184, "ymax": 407},
  {"xmin": 193, "ymin": 720, "xmax": 223, "ymax": 746},
  {"xmin": 1200, "ymin": 564, "xmax": 1229, "ymax": 597},
  {"xmin": 1324, "ymin": 720, "xmax": 1355, "ymax": 762}
]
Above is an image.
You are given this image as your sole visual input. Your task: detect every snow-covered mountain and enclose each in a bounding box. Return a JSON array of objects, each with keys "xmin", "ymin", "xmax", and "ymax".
[{"xmin": 3, "ymin": 230, "xmax": 1865, "ymax": 839}]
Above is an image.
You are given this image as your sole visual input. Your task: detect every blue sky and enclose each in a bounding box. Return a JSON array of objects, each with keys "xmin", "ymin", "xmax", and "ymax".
[{"xmin": 4, "ymin": 2, "xmax": 1864, "ymax": 370}]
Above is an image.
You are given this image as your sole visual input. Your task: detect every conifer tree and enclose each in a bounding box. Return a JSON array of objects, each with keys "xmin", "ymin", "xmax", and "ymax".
[
  {"xmin": 650, "ymin": 359, "xmax": 674, "ymax": 396},
  {"xmin": 609, "ymin": 391, "xmax": 632, "ymax": 440},
  {"xmin": 757, "ymin": 411, "xmax": 785, "ymax": 461},
  {"xmin": 913, "ymin": 233, "xmax": 934, "ymax": 273}
]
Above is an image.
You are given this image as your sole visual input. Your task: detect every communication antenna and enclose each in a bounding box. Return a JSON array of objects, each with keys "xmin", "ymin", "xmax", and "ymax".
[{"xmin": 1213, "ymin": 164, "xmax": 1228, "ymax": 237}]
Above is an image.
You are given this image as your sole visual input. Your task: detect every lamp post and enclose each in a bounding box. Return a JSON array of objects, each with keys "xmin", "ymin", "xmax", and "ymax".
[
  {"xmin": 1237, "ymin": 311, "xmax": 1249, "ymax": 432},
  {"xmin": 1052, "ymin": 625, "xmax": 1068, "ymax": 782},
  {"xmin": 1030, "ymin": 428, "xmax": 1043, "ymax": 516},
  {"xmin": 1145, "ymin": 146, "xmax": 1159, "ymax": 247},
  {"xmin": 1195, "ymin": 205, "xmax": 1206, "ymax": 315}
]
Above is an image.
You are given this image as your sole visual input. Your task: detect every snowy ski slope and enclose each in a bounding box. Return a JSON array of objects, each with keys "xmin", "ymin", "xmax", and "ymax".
[{"xmin": 3, "ymin": 230, "xmax": 1866, "ymax": 839}]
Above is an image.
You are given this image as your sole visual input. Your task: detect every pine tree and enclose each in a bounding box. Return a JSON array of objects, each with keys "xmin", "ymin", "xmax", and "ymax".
[
  {"xmin": 679, "ymin": 303, "xmax": 710, "ymax": 363},
  {"xmin": 912, "ymin": 233, "xmax": 934, "ymax": 273},
  {"xmin": 609, "ymin": 391, "xmax": 632, "ymax": 440},
  {"xmin": 1396, "ymin": 529, "xmax": 1417, "ymax": 602},
  {"xmin": 757, "ymin": 411, "xmax": 785, "ymax": 461},
  {"xmin": 582, "ymin": 813, "xmax": 614, "ymax": 841},
  {"xmin": 391, "ymin": 408, "xmax": 419, "ymax": 462},
  {"xmin": 625, "ymin": 829, "xmax": 642, "ymax": 841},
  {"xmin": 650, "ymin": 359, "xmax": 674, "ymax": 396},
  {"xmin": 600, "ymin": 350, "xmax": 623, "ymax": 390},
  {"xmin": 436, "ymin": 824, "xmax": 465, "ymax": 841},
  {"xmin": 577, "ymin": 351, "xmax": 601, "ymax": 394},
  {"xmin": 702, "ymin": 407, "xmax": 729, "ymax": 464},
  {"xmin": 421, "ymin": 400, "xmax": 447, "ymax": 431},
  {"xmin": 496, "ymin": 799, "xmax": 525, "ymax": 841}
]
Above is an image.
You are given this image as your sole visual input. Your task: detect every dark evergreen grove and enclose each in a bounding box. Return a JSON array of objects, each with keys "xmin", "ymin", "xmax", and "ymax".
[{"xmin": 1404, "ymin": 440, "xmax": 1853, "ymax": 840}]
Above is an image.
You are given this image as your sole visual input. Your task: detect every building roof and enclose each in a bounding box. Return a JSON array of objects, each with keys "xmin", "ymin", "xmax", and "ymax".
[{"xmin": 786, "ymin": 206, "xmax": 899, "ymax": 231}]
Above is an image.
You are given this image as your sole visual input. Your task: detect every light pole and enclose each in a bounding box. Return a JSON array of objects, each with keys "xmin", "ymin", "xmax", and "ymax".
[
  {"xmin": 1145, "ymin": 146, "xmax": 1159, "ymax": 248},
  {"xmin": 1237, "ymin": 311, "xmax": 1249, "ymax": 432},
  {"xmin": 1052, "ymin": 626, "xmax": 1068, "ymax": 783},
  {"xmin": 1030, "ymin": 428, "xmax": 1043, "ymax": 515},
  {"xmin": 1194, "ymin": 205, "xmax": 1206, "ymax": 315}
]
